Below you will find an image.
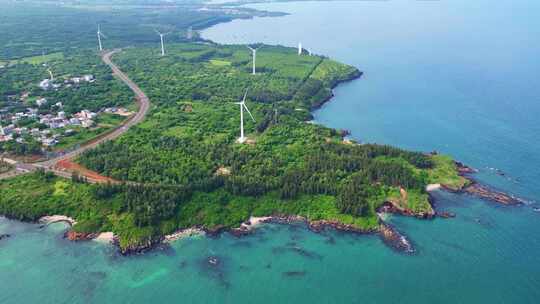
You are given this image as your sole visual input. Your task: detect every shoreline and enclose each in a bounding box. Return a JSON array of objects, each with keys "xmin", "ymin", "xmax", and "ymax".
[
  {"xmin": 448, "ymin": 161, "xmax": 525, "ymax": 205},
  {"xmin": 1, "ymin": 12, "xmax": 528, "ymax": 258},
  {"xmin": 39, "ymin": 215, "xmax": 77, "ymax": 226}
]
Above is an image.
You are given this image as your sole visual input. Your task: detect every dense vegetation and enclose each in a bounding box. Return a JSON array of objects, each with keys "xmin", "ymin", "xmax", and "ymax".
[{"xmin": 0, "ymin": 3, "xmax": 464, "ymax": 251}]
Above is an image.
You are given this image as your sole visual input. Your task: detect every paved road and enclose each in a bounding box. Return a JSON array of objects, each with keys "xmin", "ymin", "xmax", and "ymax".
[{"xmin": 0, "ymin": 49, "xmax": 150, "ymax": 182}]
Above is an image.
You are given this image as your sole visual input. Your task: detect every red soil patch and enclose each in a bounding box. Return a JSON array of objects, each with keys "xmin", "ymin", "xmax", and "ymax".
[{"xmin": 55, "ymin": 159, "xmax": 116, "ymax": 183}]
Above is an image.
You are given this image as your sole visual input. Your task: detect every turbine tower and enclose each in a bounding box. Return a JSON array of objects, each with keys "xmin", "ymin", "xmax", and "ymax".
[
  {"xmin": 235, "ymin": 89, "xmax": 255, "ymax": 143},
  {"xmin": 155, "ymin": 30, "xmax": 170, "ymax": 56},
  {"xmin": 298, "ymin": 42, "xmax": 302, "ymax": 55},
  {"xmin": 246, "ymin": 45, "xmax": 262, "ymax": 75},
  {"xmin": 97, "ymin": 25, "xmax": 107, "ymax": 51}
]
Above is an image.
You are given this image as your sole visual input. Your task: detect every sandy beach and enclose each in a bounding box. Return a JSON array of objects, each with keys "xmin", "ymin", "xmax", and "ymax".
[
  {"xmin": 426, "ymin": 184, "xmax": 442, "ymax": 192},
  {"xmin": 94, "ymin": 232, "xmax": 115, "ymax": 243},
  {"xmin": 39, "ymin": 215, "xmax": 77, "ymax": 226}
]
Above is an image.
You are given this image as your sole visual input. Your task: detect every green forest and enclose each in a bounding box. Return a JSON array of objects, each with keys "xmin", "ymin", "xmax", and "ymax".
[{"xmin": 0, "ymin": 42, "xmax": 466, "ymax": 252}]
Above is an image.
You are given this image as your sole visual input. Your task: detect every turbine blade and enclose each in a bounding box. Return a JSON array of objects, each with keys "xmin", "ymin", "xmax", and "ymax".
[
  {"xmin": 100, "ymin": 32, "xmax": 108, "ymax": 39},
  {"xmin": 243, "ymin": 103, "xmax": 255, "ymax": 122},
  {"xmin": 242, "ymin": 88, "xmax": 248, "ymax": 103}
]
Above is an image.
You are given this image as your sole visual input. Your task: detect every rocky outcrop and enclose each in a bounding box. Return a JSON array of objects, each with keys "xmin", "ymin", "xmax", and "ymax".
[
  {"xmin": 0, "ymin": 234, "xmax": 10, "ymax": 241},
  {"xmin": 118, "ymin": 237, "xmax": 164, "ymax": 255},
  {"xmin": 449, "ymin": 161, "xmax": 524, "ymax": 205},
  {"xmin": 455, "ymin": 161, "xmax": 478, "ymax": 175},
  {"xmin": 308, "ymin": 220, "xmax": 377, "ymax": 234},
  {"xmin": 463, "ymin": 182, "xmax": 523, "ymax": 205},
  {"xmin": 64, "ymin": 230, "xmax": 96, "ymax": 241},
  {"xmin": 377, "ymin": 201, "xmax": 435, "ymax": 219},
  {"xmin": 379, "ymin": 223, "xmax": 414, "ymax": 254},
  {"xmin": 436, "ymin": 211, "xmax": 456, "ymax": 218}
]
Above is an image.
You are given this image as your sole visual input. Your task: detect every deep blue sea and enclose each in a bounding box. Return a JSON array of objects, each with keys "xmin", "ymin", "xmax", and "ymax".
[{"xmin": 1, "ymin": 1, "xmax": 539, "ymax": 303}]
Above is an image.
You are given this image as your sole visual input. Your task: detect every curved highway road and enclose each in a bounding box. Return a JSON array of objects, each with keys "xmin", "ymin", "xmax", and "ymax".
[{"xmin": 0, "ymin": 49, "xmax": 150, "ymax": 181}]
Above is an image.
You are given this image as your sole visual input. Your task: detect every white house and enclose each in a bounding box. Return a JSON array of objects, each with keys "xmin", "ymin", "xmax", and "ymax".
[
  {"xmin": 36, "ymin": 97, "xmax": 48, "ymax": 107},
  {"xmin": 81, "ymin": 119, "xmax": 94, "ymax": 128},
  {"xmin": 39, "ymin": 79, "xmax": 51, "ymax": 90}
]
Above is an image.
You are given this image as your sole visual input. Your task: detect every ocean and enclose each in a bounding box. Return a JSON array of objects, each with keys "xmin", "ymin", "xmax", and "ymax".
[{"xmin": 1, "ymin": 1, "xmax": 540, "ymax": 302}]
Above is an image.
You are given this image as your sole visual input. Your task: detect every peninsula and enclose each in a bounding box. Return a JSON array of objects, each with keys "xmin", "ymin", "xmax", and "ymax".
[{"xmin": 2, "ymin": 41, "xmax": 511, "ymax": 254}]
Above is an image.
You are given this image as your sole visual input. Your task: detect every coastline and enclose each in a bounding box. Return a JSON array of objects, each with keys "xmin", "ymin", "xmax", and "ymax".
[
  {"xmin": 4, "ymin": 51, "xmax": 522, "ymax": 256},
  {"xmin": 0, "ymin": 11, "xmax": 527, "ymax": 258}
]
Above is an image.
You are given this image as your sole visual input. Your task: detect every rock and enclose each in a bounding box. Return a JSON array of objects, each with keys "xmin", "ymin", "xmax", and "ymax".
[
  {"xmin": 119, "ymin": 237, "xmax": 162, "ymax": 255},
  {"xmin": 437, "ymin": 211, "xmax": 456, "ymax": 218},
  {"xmin": 208, "ymin": 256, "xmax": 220, "ymax": 266},
  {"xmin": 229, "ymin": 227, "xmax": 251, "ymax": 237},
  {"xmin": 308, "ymin": 219, "xmax": 374, "ymax": 234},
  {"xmin": 282, "ymin": 271, "xmax": 306, "ymax": 277},
  {"xmin": 463, "ymin": 183, "xmax": 522, "ymax": 205},
  {"xmin": 455, "ymin": 161, "xmax": 477, "ymax": 175},
  {"xmin": 379, "ymin": 223, "xmax": 414, "ymax": 254},
  {"xmin": 65, "ymin": 230, "xmax": 97, "ymax": 241},
  {"xmin": 376, "ymin": 201, "xmax": 435, "ymax": 219},
  {"xmin": 0, "ymin": 234, "xmax": 11, "ymax": 241},
  {"xmin": 205, "ymin": 225, "xmax": 226, "ymax": 237}
]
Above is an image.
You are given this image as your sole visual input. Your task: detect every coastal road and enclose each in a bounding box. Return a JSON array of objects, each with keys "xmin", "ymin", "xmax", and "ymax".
[{"xmin": 0, "ymin": 49, "xmax": 150, "ymax": 182}]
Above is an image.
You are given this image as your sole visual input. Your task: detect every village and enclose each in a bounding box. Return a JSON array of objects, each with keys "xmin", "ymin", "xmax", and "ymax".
[{"xmin": 0, "ymin": 73, "xmax": 132, "ymax": 149}]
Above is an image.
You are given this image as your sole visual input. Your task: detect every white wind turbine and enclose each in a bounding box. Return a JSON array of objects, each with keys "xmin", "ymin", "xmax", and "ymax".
[
  {"xmin": 235, "ymin": 89, "xmax": 255, "ymax": 143},
  {"xmin": 155, "ymin": 30, "xmax": 170, "ymax": 56},
  {"xmin": 246, "ymin": 45, "xmax": 262, "ymax": 75},
  {"xmin": 97, "ymin": 25, "xmax": 107, "ymax": 51},
  {"xmin": 298, "ymin": 42, "xmax": 302, "ymax": 55}
]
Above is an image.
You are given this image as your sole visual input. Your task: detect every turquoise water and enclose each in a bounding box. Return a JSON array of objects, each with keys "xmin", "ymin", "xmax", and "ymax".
[{"xmin": 2, "ymin": 1, "xmax": 540, "ymax": 302}]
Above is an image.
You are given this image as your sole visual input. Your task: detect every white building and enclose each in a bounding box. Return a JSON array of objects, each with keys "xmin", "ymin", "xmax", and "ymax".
[
  {"xmin": 36, "ymin": 97, "xmax": 48, "ymax": 107},
  {"xmin": 69, "ymin": 118, "xmax": 81, "ymax": 125},
  {"xmin": 39, "ymin": 79, "xmax": 52, "ymax": 90},
  {"xmin": 42, "ymin": 138, "xmax": 58, "ymax": 146},
  {"xmin": 81, "ymin": 119, "xmax": 94, "ymax": 128}
]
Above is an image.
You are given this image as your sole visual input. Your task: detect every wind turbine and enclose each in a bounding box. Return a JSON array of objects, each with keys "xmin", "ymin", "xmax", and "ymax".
[
  {"xmin": 298, "ymin": 42, "xmax": 302, "ymax": 55},
  {"xmin": 155, "ymin": 30, "xmax": 170, "ymax": 56},
  {"xmin": 97, "ymin": 25, "xmax": 107, "ymax": 51},
  {"xmin": 235, "ymin": 89, "xmax": 255, "ymax": 143},
  {"xmin": 246, "ymin": 45, "xmax": 262, "ymax": 75}
]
